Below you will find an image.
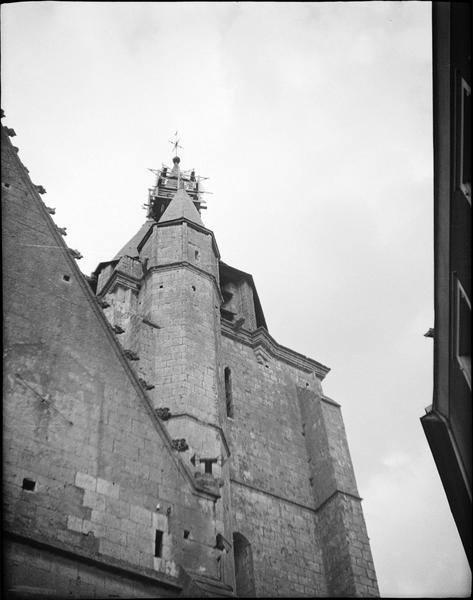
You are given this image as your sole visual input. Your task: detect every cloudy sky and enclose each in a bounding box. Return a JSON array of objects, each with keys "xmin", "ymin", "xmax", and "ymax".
[{"xmin": 2, "ymin": 1, "xmax": 471, "ymax": 596}]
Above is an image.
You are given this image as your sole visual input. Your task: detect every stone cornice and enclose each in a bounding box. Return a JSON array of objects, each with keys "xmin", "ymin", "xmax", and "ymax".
[
  {"xmin": 137, "ymin": 219, "xmax": 221, "ymax": 260},
  {"xmin": 221, "ymin": 322, "xmax": 330, "ymax": 379},
  {"xmin": 97, "ymin": 268, "xmax": 142, "ymax": 297}
]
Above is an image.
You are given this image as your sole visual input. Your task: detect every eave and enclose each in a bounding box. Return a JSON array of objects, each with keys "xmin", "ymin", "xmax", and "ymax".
[{"xmin": 421, "ymin": 408, "xmax": 472, "ymax": 566}]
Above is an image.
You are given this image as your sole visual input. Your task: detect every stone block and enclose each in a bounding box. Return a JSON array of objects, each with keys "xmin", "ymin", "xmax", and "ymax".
[
  {"xmin": 96, "ymin": 477, "xmax": 119, "ymax": 498},
  {"xmin": 130, "ymin": 504, "xmax": 152, "ymax": 526},
  {"xmin": 67, "ymin": 515, "xmax": 83, "ymax": 533},
  {"xmin": 75, "ymin": 472, "xmax": 97, "ymax": 491}
]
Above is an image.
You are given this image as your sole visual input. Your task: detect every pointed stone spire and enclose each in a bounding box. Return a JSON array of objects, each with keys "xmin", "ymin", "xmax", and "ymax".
[{"xmin": 159, "ymin": 188, "xmax": 204, "ymax": 226}]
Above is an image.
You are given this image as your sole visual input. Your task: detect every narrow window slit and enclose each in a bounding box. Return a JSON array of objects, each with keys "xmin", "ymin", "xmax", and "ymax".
[
  {"xmin": 155, "ymin": 530, "xmax": 163, "ymax": 557},
  {"xmin": 224, "ymin": 367, "xmax": 234, "ymax": 418}
]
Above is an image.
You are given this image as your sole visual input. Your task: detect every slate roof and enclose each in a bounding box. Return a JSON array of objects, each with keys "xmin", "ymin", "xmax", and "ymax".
[
  {"xmin": 159, "ymin": 188, "xmax": 204, "ymax": 226},
  {"xmin": 113, "ymin": 219, "xmax": 154, "ymax": 260}
]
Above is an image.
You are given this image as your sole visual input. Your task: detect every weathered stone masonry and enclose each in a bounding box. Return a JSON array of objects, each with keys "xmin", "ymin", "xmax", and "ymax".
[{"xmin": 2, "ymin": 122, "xmax": 379, "ymax": 597}]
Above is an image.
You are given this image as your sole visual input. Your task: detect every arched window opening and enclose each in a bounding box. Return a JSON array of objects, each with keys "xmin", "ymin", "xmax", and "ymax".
[
  {"xmin": 224, "ymin": 367, "xmax": 234, "ymax": 418},
  {"xmin": 233, "ymin": 532, "xmax": 255, "ymax": 597}
]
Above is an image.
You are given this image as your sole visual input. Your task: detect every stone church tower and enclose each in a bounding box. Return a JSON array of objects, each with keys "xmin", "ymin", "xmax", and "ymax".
[{"xmin": 2, "ymin": 118, "xmax": 379, "ymax": 598}]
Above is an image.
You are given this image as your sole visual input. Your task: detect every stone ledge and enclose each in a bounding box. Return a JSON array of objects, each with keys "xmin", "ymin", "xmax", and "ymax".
[
  {"xmin": 231, "ymin": 478, "xmax": 362, "ymax": 515},
  {"xmin": 137, "ymin": 218, "xmax": 221, "ymax": 260},
  {"xmin": 146, "ymin": 262, "xmax": 224, "ymax": 305},
  {"xmin": 314, "ymin": 489, "xmax": 363, "ymax": 513},
  {"xmin": 230, "ymin": 477, "xmax": 317, "ymax": 513}
]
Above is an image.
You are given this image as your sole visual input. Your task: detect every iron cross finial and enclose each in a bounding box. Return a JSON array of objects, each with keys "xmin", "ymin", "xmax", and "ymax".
[{"xmin": 169, "ymin": 131, "xmax": 183, "ymax": 156}]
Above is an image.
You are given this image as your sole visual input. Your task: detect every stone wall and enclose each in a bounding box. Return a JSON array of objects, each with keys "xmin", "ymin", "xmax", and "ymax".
[
  {"xmin": 2, "ymin": 119, "xmax": 378, "ymax": 597},
  {"xmin": 222, "ymin": 336, "xmax": 318, "ymax": 505},
  {"xmin": 231, "ymin": 483, "xmax": 327, "ymax": 597},
  {"xmin": 222, "ymin": 335, "xmax": 326, "ymax": 595},
  {"xmin": 2, "ymin": 126, "xmax": 230, "ymax": 596},
  {"xmin": 222, "ymin": 332, "xmax": 379, "ymax": 597}
]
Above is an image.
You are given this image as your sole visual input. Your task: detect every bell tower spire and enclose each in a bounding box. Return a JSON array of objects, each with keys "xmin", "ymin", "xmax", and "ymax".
[{"xmin": 146, "ymin": 134, "xmax": 209, "ymax": 222}]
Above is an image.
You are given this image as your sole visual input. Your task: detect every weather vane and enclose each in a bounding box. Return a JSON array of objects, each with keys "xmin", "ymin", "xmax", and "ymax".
[{"xmin": 169, "ymin": 131, "xmax": 183, "ymax": 156}]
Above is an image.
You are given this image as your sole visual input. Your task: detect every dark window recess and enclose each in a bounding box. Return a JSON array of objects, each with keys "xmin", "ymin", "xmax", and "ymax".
[
  {"xmin": 63, "ymin": 275, "xmax": 70, "ymax": 282},
  {"xmin": 195, "ymin": 250, "xmax": 200, "ymax": 260},
  {"xmin": 184, "ymin": 530, "xmax": 190, "ymax": 539},
  {"xmin": 224, "ymin": 367, "xmax": 234, "ymax": 418},
  {"xmin": 155, "ymin": 530, "xmax": 164, "ymax": 558},
  {"xmin": 22, "ymin": 478, "xmax": 36, "ymax": 491},
  {"xmin": 233, "ymin": 532, "xmax": 256, "ymax": 597},
  {"xmin": 200, "ymin": 458, "xmax": 218, "ymax": 474},
  {"xmin": 191, "ymin": 285, "xmax": 196, "ymax": 292}
]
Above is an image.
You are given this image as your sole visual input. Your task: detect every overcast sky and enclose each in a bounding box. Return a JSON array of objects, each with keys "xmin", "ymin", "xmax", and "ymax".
[{"xmin": 1, "ymin": 1, "xmax": 471, "ymax": 597}]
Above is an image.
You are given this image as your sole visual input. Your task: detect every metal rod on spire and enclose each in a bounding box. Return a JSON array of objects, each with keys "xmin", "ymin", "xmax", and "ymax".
[{"xmin": 168, "ymin": 131, "xmax": 183, "ymax": 156}]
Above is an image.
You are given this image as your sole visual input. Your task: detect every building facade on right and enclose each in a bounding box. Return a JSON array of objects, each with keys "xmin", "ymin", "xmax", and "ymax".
[{"xmin": 421, "ymin": 1, "xmax": 471, "ymax": 568}]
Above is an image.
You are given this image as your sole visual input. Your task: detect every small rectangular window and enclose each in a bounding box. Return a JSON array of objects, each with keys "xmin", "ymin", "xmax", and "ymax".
[
  {"xmin": 22, "ymin": 478, "xmax": 36, "ymax": 491},
  {"xmin": 155, "ymin": 530, "xmax": 163, "ymax": 558}
]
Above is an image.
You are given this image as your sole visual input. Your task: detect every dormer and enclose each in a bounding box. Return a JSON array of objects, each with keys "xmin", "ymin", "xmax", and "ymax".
[{"xmin": 219, "ymin": 262, "xmax": 267, "ymax": 333}]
